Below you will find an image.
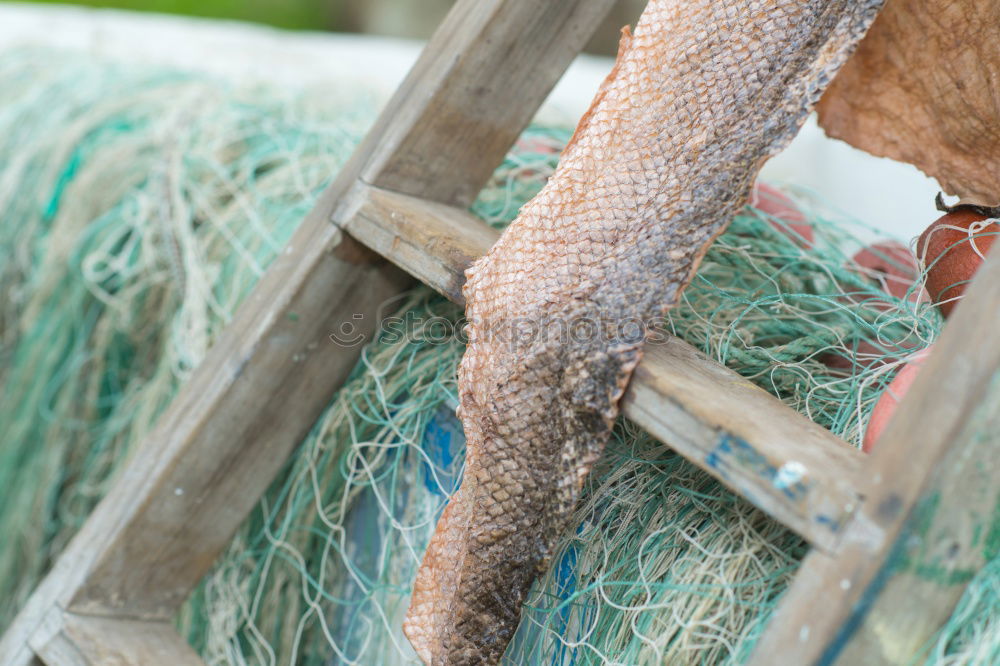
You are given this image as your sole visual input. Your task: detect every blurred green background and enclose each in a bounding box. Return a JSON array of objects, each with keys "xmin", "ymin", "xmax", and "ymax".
[
  {"xmin": 15, "ymin": 0, "xmax": 643, "ymax": 54},
  {"xmin": 21, "ymin": 0, "xmax": 360, "ymax": 31}
]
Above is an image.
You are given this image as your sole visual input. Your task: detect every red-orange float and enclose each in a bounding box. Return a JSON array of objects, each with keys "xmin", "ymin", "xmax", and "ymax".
[
  {"xmin": 749, "ymin": 182, "xmax": 814, "ymax": 246},
  {"xmin": 918, "ymin": 208, "xmax": 999, "ymax": 318},
  {"xmin": 862, "ymin": 345, "xmax": 934, "ymax": 453},
  {"xmin": 851, "ymin": 240, "xmax": 923, "ymax": 303}
]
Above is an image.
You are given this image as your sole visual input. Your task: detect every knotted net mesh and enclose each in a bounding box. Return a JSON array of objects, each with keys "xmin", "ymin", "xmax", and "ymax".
[{"xmin": 0, "ymin": 49, "xmax": 994, "ymax": 665}]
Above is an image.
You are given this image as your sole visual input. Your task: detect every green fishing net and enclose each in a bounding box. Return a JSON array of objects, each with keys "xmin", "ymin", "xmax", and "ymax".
[{"xmin": 0, "ymin": 48, "xmax": 994, "ymax": 665}]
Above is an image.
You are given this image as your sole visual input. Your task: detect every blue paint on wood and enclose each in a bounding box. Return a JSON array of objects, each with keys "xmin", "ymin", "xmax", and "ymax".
[{"xmin": 706, "ymin": 433, "xmax": 811, "ymax": 503}]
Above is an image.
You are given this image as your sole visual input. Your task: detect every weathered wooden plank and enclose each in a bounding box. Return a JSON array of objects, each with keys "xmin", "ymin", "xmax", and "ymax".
[
  {"xmin": 0, "ymin": 205, "xmax": 410, "ymax": 666},
  {"xmin": 346, "ymin": 186, "xmax": 497, "ymax": 305},
  {"xmin": 831, "ymin": 404, "xmax": 1000, "ymax": 665},
  {"xmin": 359, "ymin": 0, "xmax": 618, "ymax": 206},
  {"xmin": 625, "ymin": 340, "xmax": 861, "ymax": 552},
  {"xmin": 30, "ymin": 609, "xmax": 203, "ymax": 666},
  {"xmin": 748, "ymin": 251, "xmax": 1000, "ymax": 665},
  {"xmin": 0, "ymin": 1, "xmax": 615, "ymax": 663},
  {"xmin": 347, "ymin": 185, "xmax": 864, "ymax": 550},
  {"xmin": 69, "ymin": 224, "xmax": 409, "ymax": 618}
]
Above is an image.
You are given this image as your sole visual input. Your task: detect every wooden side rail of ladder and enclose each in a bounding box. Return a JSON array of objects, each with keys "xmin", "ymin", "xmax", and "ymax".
[{"xmin": 2, "ymin": 1, "xmax": 996, "ymax": 664}]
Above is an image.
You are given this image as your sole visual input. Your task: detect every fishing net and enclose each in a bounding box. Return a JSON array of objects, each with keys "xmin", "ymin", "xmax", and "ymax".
[{"xmin": 0, "ymin": 47, "xmax": 996, "ymax": 665}]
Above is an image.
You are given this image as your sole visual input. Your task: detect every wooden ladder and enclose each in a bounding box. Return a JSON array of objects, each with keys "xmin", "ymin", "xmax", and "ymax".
[{"xmin": 3, "ymin": 1, "xmax": 997, "ymax": 664}]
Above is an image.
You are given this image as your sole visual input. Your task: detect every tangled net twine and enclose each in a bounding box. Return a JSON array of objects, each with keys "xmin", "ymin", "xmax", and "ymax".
[{"xmin": 0, "ymin": 48, "xmax": 994, "ymax": 665}]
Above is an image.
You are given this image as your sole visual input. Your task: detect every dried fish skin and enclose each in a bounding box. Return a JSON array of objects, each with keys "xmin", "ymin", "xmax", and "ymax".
[
  {"xmin": 405, "ymin": 2, "xmax": 885, "ymax": 664},
  {"xmin": 818, "ymin": 0, "xmax": 1000, "ymax": 206}
]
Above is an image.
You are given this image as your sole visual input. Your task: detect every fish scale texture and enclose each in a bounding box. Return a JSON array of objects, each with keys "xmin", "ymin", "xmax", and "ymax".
[{"xmin": 404, "ymin": 1, "xmax": 885, "ymax": 663}]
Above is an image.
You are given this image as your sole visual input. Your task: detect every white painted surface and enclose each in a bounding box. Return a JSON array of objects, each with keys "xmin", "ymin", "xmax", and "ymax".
[{"xmin": 0, "ymin": 2, "xmax": 942, "ymax": 240}]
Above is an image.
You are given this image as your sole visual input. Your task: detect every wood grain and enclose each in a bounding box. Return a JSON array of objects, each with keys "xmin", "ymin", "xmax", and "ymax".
[
  {"xmin": 359, "ymin": 0, "xmax": 618, "ymax": 206},
  {"xmin": 346, "ymin": 185, "xmax": 864, "ymax": 551},
  {"xmin": 30, "ymin": 610, "xmax": 202, "ymax": 666},
  {"xmin": 347, "ymin": 186, "xmax": 498, "ymax": 305},
  {"xmin": 748, "ymin": 250, "xmax": 1000, "ymax": 665},
  {"xmin": 625, "ymin": 340, "xmax": 861, "ymax": 552}
]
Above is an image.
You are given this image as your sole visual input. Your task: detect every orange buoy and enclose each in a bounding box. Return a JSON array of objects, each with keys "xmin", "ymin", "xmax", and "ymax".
[
  {"xmin": 851, "ymin": 240, "xmax": 924, "ymax": 303},
  {"xmin": 749, "ymin": 182, "xmax": 814, "ymax": 247},
  {"xmin": 862, "ymin": 345, "xmax": 934, "ymax": 453},
  {"xmin": 918, "ymin": 208, "xmax": 998, "ymax": 318}
]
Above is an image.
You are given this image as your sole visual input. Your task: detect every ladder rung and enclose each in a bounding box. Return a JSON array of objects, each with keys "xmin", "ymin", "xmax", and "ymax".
[
  {"xmin": 343, "ymin": 185, "xmax": 865, "ymax": 550},
  {"xmin": 30, "ymin": 608, "xmax": 204, "ymax": 666}
]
